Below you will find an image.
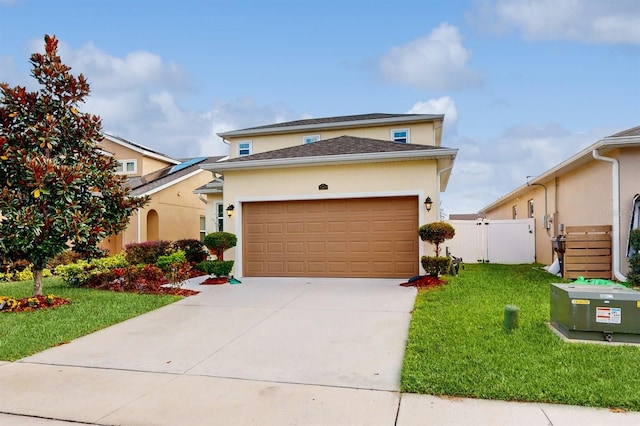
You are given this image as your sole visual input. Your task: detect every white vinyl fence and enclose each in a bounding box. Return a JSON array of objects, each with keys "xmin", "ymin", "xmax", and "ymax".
[{"xmin": 445, "ymin": 218, "xmax": 536, "ymax": 264}]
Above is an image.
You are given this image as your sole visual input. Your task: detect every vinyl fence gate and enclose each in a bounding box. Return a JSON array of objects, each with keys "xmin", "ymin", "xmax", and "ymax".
[{"xmin": 445, "ymin": 218, "xmax": 536, "ymax": 264}]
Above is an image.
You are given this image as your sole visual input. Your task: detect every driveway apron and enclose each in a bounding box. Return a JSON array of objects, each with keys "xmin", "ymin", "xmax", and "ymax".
[{"xmin": 0, "ymin": 277, "xmax": 416, "ymax": 425}]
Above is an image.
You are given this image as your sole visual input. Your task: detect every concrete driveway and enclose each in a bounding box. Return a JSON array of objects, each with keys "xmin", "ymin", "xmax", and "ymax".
[
  {"xmin": 0, "ymin": 277, "xmax": 415, "ymax": 425},
  {"xmin": 2, "ymin": 277, "xmax": 640, "ymax": 425}
]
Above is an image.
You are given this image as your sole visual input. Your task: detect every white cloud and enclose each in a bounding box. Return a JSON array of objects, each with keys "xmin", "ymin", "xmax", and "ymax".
[
  {"xmin": 442, "ymin": 123, "xmax": 614, "ymax": 215},
  {"xmin": 7, "ymin": 39, "xmax": 302, "ymax": 159},
  {"xmin": 378, "ymin": 23, "xmax": 483, "ymax": 90},
  {"xmin": 469, "ymin": 0, "xmax": 640, "ymax": 45},
  {"xmin": 408, "ymin": 96, "xmax": 458, "ymax": 135}
]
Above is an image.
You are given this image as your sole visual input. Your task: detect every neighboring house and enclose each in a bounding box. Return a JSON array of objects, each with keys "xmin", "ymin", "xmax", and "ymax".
[
  {"xmin": 479, "ymin": 126, "xmax": 640, "ymax": 281},
  {"xmin": 97, "ymin": 134, "xmax": 222, "ymax": 254},
  {"xmin": 197, "ymin": 113, "xmax": 457, "ymax": 278}
]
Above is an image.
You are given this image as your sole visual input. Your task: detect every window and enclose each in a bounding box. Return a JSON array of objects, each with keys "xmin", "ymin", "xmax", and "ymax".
[
  {"xmin": 216, "ymin": 203, "xmax": 224, "ymax": 231},
  {"xmin": 199, "ymin": 216, "xmax": 206, "ymax": 242},
  {"xmin": 528, "ymin": 199, "xmax": 534, "ymax": 218},
  {"xmin": 115, "ymin": 159, "xmax": 137, "ymax": 174},
  {"xmin": 303, "ymin": 134, "xmax": 320, "ymax": 144},
  {"xmin": 391, "ymin": 128, "xmax": 410, "ymax": 143},
  {"xmin": 238, "ymin": 140, "xmax": 252, "ymax": 156},
  {"xmin": 512, "ymin": 205, "xmax": 518, "ymax": 219}
]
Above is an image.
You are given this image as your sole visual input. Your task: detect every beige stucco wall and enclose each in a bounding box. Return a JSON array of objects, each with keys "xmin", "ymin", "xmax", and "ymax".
[
  {"xmin": 226, "ymin": 121, "xmax": 440, "ymax": 159},
  {"xmin": 100, "ymin": 171, "xmax": 212, "ymax": 254},
  {"xmin": 616, "ymin": 147, "xmax": 640, "ymax": 273},
  {"xmin": 215, "ymin": 159, "xmax": 440, "ymax": 275},
  {"xmin": 483, "ymin": 157, "xmax": 623, "ymax": 269}
]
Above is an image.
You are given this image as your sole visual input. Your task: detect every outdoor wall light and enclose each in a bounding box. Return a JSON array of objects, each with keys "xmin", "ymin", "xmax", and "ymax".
[
  {"xmin": 424, "ymin": 196, "xmax": 433, "ymax": 212},
  {"xmin": 226, "ymin": 204, "xmax": 235, "ymax": 218}
]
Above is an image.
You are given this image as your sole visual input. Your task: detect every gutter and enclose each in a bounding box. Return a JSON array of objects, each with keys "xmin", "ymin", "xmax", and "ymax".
[
  {"xmin": 592, "ymin": 148, "xmax": 626, "ymax": 282},
  {"xmin": 436, "ymin": 164, "xmax": 454, "ymax": 219}
]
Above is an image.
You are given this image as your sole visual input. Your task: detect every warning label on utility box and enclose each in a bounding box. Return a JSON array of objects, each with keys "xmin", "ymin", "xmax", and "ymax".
[{"xmin": 596, "ymin": 307, "xmax": 621, "ymax": 324}]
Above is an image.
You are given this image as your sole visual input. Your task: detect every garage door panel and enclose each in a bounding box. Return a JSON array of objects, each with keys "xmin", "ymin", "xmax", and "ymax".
[
  {"xmin": 243, "ymin": 197, "xmax": 418, "ymax": 278},
  {"xmin": 307, "ymin": 222, "xmax": 326, "ymax": 233},
  {"xmin": 286, "ymin": 222, "xmax": 304, "ymax": 233}
]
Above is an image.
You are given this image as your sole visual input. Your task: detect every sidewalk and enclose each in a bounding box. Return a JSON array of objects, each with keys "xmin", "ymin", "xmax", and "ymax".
[{"xmin": 1, "ymin": 277, "xmax": 639, "ymax": 425}]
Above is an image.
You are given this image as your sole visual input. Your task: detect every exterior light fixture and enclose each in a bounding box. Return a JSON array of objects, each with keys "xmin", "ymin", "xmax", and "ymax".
[
  {"xmin": 424, "ymin": 197, "xmax": 433, "ymax": 212},
  {"xmin": 226, "ymin": 204, "xmax": 235, "ymax": 218}
]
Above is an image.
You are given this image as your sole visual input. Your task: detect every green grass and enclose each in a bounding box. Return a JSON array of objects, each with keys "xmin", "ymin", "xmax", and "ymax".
[
  {"xmin": 0, "ymin": 277, "xmax": 182, "ymax": 361},
  {"xmin": 402, "ymin": 263, "xmax": 640, "ymax": 411}
]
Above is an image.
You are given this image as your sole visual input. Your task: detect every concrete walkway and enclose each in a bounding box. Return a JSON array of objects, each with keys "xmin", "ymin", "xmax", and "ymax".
[{"xmin": 1, "ymin": 277, "xmax": 639, "ymax": 425}]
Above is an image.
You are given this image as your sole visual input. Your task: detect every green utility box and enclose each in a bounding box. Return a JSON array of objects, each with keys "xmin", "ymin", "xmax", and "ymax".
[{"xmin": 550, "ymin": 283, "xmax": 640, "ymax": 343}]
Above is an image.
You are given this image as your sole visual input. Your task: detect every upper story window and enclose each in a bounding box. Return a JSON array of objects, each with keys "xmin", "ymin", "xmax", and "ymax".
[
  {"xmin": 115, "ymin": 159, "xmax": 137, "ymax": 174},
  {"xmin": 391, "ymin": 128, "xmax": 410, "ymax": 143},
  {"xmin": 303, "ymin": 134, "xmax": 321, "ymax": 144},
  {"xmin": 512, "ymin": 205, "xmax": 518, "ymax": 220},
  {"xmin": 528, "ymin": 199, "xmax": 534, "ymax": 218},
  {"xmin": 238, "ymin": 140, "xmax": 252, "ymax": 156}
]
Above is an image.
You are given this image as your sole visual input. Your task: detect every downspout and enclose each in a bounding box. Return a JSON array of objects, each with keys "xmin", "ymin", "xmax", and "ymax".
[
  {"xmin": 437, "ymin": 163, "xmax": 454, "ymax": 220},
  {"xmin": 593, "ymin": 149, "xmax": 626, "ymax": 282},
  {"xmin": 137, "ymin": 208, "xmax": 141, "ymax": 243}
]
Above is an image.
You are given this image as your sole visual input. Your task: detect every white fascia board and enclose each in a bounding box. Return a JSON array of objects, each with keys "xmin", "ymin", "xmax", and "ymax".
[
  {"xmin": 103, "ymin": 134, "xmax": 180, "ymax": 165},
  {"xmin": 200, "ymin": 148, "xmax": 458, "ymax": 172},
  {"xmin": 217, "ymin": 114, "xmax": 445, "ymax": 138},
  {"xmin": 140, "ymin": 169, "xmax": 204, "ymax": 197}
]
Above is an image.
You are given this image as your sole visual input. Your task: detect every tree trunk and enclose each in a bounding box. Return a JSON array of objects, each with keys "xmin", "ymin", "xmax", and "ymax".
[{"xmin": 33, "ymin": 268, "xmax": 44, "ymax": 296}]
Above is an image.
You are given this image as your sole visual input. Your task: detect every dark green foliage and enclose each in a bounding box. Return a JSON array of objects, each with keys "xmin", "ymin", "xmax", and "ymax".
[
  {"xmin": 420, "ymin": 256, "xmax": 451, "ymax": 276},
  {"xmin": 627, "ymin": 228, "xmax": 640, "ymax": 286},
  {"xmin": 0, "ymin": 35, "xmax": 148, "ymax": 295},
  {"xmin": 418, "ymin": 222, "xmax": 456, "ymax": 256},
  {"xmin": 196, "ymin": 260, "xmax": 234, "ymax": 277},
  {"xmin": 203, "ymin": 232, "xmax": 237, "ymax": 261},
  {"xmin": 124, "ymin": 240, "xmax": 172, "ymax": 265},
  {"xmin": 173, "ymin": 239, "xmax": 207, "ymax": 263}
]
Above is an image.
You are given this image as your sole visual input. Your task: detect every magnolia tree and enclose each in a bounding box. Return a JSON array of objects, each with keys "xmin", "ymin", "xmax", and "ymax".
[{"xmin": 0, "ymin": 35, "xmax": 149, "ymax": 296}]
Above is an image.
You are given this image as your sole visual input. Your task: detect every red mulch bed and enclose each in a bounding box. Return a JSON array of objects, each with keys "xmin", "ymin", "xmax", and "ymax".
[
  {"xmin": 200, "ymin": 277, "xmax": 228, "ymax": 285},
  {"xmin": 400, "ymin": 275, "xmax": 446, "ymax": 289},
  {"xmin": 1, "ymin": 294, "xmax": 70, "ymax": 313}
]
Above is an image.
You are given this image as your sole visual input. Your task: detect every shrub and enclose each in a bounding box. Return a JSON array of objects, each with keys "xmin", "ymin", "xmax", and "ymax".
[
  {"xmin": 628, "ymin": 228, "xmax": 640, "ymax": 287},
  {"xmin": 173, "ymin": 239, "xmax": 208, "ymax": 264},
  {"xmin": 156, "ymin": 251, "xmax": 191, "ymax": 287},
  {"xmin": 203, "ymin": 232, "xmax": 237, "ymax": 261},
  {"xmin": 54, "ymin": 253, "xmax": 128, "ymax": 286},
  {"xmin": 47, "ymin": 250, "xmax": 85, "ymax": 269},
  {"xmin": 156, "ymin": 251, "xmax": 187, "ymax": 271},
  {"xmin": 196, "ymin": 260, "xmax": 234, "ymax": 277},
  {"xmin": 125, "ymin": 240, "xmax": 173, "ymax": 265},
  {"xmin": 418, "ymin": 222, "xmax": 456, "ymax": 256},
  {"xmin": 421, "ymin": 256, "xmax": 451, "ymax": 277}
]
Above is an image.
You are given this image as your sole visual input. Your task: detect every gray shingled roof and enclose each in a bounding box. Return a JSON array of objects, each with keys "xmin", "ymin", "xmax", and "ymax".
[
  {"xmin": 129, "ymin": 156, "xmax": 224, "ymax": 196},
  {"xmin": 609, "ymin": 125, "xmax": 640, "ymax": 138},
  {"xmin": 218, "ymin": 113, "xmax": 444, "ymax": 138},
  {"xmin": 223, "ymin": 135, "xmax": 448, "ymax": 163}
]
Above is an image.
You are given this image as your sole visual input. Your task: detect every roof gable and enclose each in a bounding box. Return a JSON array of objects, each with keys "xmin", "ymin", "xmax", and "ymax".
[
  {"xmin": 102, "ymin": 134, "xmax": 180, "ymax": 165},
  {"xmin": 129, "ymin": 156, "xmax": 223, "ymax": 196}
]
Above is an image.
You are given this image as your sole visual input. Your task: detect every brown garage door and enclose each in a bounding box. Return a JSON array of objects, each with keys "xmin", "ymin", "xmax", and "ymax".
[{"xmin": 243, "ymin": 196, "xmax": 419, "ymax": 278}]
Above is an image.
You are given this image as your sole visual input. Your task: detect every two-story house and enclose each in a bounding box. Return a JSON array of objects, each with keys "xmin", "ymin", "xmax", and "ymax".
[
  {"xmin": 197, "ymin": 113, "xmax": 457, "ymax": 279},
  {"xmin": 98, "ymin": 134, "xmax": 222, "ymax": 254}
]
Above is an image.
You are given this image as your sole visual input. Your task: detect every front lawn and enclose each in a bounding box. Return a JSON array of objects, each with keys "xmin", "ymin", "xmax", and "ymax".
[
  {"xmin": 402, "ymin": 263, "xmax": 640, "ymax": 411},
  {"xmin": 0, "ymin": 277, "xmax": 182, "ymax": 361}
]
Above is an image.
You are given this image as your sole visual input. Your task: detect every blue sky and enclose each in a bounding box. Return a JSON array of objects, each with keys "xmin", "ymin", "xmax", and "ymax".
[{"xmin": 1, "ymin": 0, "xmax": 639, "ymax": 215}]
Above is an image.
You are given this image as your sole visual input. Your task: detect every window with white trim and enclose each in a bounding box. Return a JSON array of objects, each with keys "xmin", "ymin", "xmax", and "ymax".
[
  {"xmin": 512, "ymin": 205, "xmax": 518, "ymax": 219},
  {"xmin": 391, "ymin": 128, "xmax": 410, "ymax": 143},
  {"xmin": 528, "ymin": 199, "xmax": 534, "ymax": 218},
  {"xmin": 216, "ymin": 203, "xmax": 224, "ymax": 231},
  {"xmin": 115, "ymin": 159, "xmax": 137, "ymax": 174},
  {"xmin": 237, "ymin": 140, "xmax": 252, "ymax": 156},
  {"xmin": 199, "ymin": 216, "xmax": 206, "ymax": 241},
  {"xmin": 303, "ymin": 134, "xmax": 320, "ymax": 144}
]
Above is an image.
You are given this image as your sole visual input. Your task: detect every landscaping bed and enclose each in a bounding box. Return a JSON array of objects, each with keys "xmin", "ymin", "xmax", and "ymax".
[{"xmin": 402, "ymin": 263, "xmax": 640, "ymax": 411}]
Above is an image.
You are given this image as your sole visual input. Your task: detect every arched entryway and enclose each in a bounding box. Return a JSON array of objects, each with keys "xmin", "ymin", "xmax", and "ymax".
[{"xmin": 147, "ymin": 209, "xmax": 159, "ymax": 241}]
